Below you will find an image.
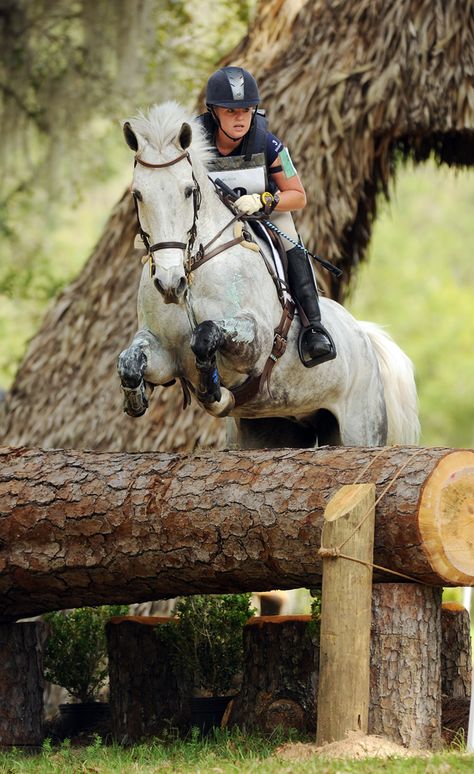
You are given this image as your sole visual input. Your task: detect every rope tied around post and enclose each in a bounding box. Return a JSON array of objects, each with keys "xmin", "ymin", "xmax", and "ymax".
[{"xmin": 318, "ymin": 447, "xmax": 429, "ymax": 584}]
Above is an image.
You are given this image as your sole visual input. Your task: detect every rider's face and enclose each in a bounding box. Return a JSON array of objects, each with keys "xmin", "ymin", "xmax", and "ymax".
[{"xmin": 214, "ymin": 107, "xmax": 254, "ymax": 140}]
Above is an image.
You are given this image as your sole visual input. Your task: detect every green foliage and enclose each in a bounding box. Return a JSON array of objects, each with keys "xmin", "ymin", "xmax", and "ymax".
[
  {"xmin": 347, "ymin": 159, "xmax": 474, "ymax": 448},
  {"xmin": 43, "ymin": 605, "xmax": 128, "ymax": 703},
  {"xmin": 158, "ymin": 594, "xmax": 256, "ymax": 696},
  {"xmin": 308, "ymin": 589, "xmax": 322, "ymax": 639}
]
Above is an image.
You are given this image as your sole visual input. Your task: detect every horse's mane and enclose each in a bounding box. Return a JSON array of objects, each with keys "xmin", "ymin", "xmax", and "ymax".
[{"xmin": 125, "ymin": 101, "xmax": 213, "ymax": 167}]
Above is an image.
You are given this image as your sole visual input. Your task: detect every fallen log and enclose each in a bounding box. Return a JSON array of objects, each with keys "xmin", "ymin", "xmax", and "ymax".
[{"xmin": 0, "ymin": 445, "xmax": 473, "ymax": 621}]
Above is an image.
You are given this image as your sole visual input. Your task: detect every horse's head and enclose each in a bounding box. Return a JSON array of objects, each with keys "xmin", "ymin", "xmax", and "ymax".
[{"xmin": 124, "ymin": 104, "xmax": 205, "ymax": 304}]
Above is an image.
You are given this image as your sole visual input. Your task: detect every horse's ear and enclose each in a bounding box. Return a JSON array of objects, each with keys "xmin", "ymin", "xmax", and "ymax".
[
  {"xmin": 123, "ymin": 122, "xmax": 139, "ymax": 152},
  {"xmin": 178, "ymin": 122, "xmax": 192, "ymax": 150}
]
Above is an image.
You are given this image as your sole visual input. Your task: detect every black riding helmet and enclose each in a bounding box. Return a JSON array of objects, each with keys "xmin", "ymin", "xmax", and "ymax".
[{"xmin": 206, "ymin": 66, "xmax": 260, "ymax": 109}]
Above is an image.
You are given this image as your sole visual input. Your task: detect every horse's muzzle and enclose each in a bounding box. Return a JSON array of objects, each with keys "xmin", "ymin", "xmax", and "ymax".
[{"xmin": 154, "ymin": 275, "xmax": 188, "ymax": 304}]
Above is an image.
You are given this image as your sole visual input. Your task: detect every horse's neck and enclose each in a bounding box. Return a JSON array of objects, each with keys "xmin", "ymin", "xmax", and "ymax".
[{"xmin": 197, "ymin": 175, "xmax": 236, "ymax": 240}]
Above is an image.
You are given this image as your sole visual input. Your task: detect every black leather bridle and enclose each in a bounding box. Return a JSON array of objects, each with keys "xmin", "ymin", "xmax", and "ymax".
[{"xmin": 132, "ymin": 150, "xmax": 202, "ymax": 277}]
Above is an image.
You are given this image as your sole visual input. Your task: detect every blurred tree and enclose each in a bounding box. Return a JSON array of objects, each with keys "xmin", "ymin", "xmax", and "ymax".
[
  {"xmin": 0, "ymin": 0, "xmax": 159, "ymax": 203},
  {"xmin": 0, "ymin": 0, "xmax": 253, "ymax": 206},
  {"xmin": 0, "ymin": 0, "xmax": 254, "ymax": 291}
]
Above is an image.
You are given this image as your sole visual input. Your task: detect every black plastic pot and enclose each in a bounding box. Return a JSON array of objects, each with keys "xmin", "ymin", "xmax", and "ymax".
[
  {"xmin": 190, "ymin": 696, "xmax": 234, "ymax": 735},
  {"xmin": 58, "ymin": 701, "xmax": 110, "ymax": 738}
]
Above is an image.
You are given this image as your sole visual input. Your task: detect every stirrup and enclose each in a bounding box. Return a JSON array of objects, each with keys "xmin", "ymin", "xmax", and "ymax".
[{"xmin": 297, "ymin": 322, "xmax": 337, "ymax": 368}]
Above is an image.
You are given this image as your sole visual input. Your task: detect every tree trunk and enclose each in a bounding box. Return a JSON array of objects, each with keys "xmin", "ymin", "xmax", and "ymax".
[
  {"xmin": 441, "ymin": 602, "xmax": 472, "ymax": 699},
  {"xmin": 0, "ymin": 446, "xmax": 473, "ymax": 621},
  {"xmin": 0, "ymin": 622, "xmax": 47, "ymax": 747},
  {"xmin": 369, "ymin": 583, "xmax": 442, "ymax": 750},
  {"xmin": 228, "ymin": 615, "xmax": 319, "ymax": 734},
  {"xmin": 106, "ymin": 616, "xmax": 191, "ymax": 742}
]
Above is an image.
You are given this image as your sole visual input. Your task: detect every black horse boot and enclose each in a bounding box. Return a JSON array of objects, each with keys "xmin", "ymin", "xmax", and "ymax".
[{"xmin": 286, "ymin": 245, "xmax": 336, "ymax": 367}]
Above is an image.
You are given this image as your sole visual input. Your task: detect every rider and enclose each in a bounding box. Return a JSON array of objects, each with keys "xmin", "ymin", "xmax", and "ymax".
[{"xmin": 198, "ymin": 65, "xmax": 335, "ymax": 367}]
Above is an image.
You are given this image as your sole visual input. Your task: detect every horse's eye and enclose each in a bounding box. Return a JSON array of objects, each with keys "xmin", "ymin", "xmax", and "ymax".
[{"xmin": 185, "ymin": 186, "xmax": 194, "ymax": 199}]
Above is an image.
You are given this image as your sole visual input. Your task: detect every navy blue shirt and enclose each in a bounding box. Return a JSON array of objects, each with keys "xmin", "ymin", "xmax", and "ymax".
[{"xmin": 218, "ymin": 131, "xmax": 284, "ymax": 167}]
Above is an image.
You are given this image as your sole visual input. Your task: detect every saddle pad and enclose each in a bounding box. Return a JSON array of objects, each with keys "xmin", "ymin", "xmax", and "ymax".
[{"xmin": 248, "ymin": 221, "xmax": 292, "ymax": 304}]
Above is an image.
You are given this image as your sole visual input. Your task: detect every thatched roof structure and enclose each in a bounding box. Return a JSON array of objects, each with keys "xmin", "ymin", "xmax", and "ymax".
[
  {"xmin": 228, "ymin": 0, "xmax": 474, "ymax": 297},
  {"xmin": 2, "ymin": 0, "xmax": 473, "ymax": 451}
]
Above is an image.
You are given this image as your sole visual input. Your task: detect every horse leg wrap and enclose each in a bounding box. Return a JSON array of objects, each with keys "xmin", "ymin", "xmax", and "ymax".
[
  {"xmin": 117, "ymin": 347, "xmax": 148, "ymax": 389},
  {"xmin": 117, "ymin": 347, "xmax": 149, "ymax": 416},
  {"xmin": 195, "ymin": 357, "xmax": 222, "ymax": 404},
  {"xmin": 121, "ymin": 382, "xmax": 148, "ymax": 417},
  {"xmin": 191, "ymin": 320, "xmax": 224, "ymax": 404}
]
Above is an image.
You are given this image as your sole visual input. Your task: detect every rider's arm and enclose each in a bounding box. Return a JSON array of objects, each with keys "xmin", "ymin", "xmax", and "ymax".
[
  {"xmin": 270, "ymin": 161, "xmax": 306, "ymax": 212},
  {"xmin": 267, "ymin": 137, "xmax": 306, "ymax": 212}
]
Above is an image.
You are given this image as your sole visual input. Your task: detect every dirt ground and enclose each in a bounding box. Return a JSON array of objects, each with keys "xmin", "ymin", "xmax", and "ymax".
[{"xmin": 275, "ymin": 732, "xmax": 431, "ymax": 761}]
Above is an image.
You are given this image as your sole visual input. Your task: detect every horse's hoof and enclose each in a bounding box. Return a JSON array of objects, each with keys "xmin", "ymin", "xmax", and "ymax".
[
  {"xmin": 203, "ymin": 388, "xmax": 235, "ymax": 417},
  {"xmin": 197, "ymin": 384, "xmax": 222, "ymax": 405}
]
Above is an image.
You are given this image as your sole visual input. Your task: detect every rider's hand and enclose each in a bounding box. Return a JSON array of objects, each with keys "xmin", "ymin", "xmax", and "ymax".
[{"xmin": 234, "ymin": 193, "xmax": 263, "ymax": 215}]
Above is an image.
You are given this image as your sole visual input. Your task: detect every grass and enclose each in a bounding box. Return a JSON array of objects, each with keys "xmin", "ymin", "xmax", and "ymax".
[{"xmin": 0, "ymin": 731, "xmax": 473, "ymax": 774}]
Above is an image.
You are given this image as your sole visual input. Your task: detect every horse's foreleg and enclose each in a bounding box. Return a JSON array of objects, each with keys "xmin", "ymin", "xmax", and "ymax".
[
  {"xmin": 118, "ymin": 329, "xmax": 173, "ymax": 417},
  {"xmin": 191, "ymin": 315, "xmax": 262, "ymax": 416},
  {"xmin": 190, "ymin": 320, "xmax": 224, "ymax": 404}
]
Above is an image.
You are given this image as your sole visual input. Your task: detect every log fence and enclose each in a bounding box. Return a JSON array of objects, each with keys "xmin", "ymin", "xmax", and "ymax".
[{"xmin": 0, "ymin": 445, "xmax": 472, "ymax": 747}]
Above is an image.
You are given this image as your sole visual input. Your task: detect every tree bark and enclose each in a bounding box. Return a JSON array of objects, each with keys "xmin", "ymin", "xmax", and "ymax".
[
  {"xmin": 441, "ymin": 602, "xmax": 472, "ymax": 699},
  {"xmin": 369, "ymin": 584, "xmax": 442, "ymax": 750},
  {"xmin": 228, "ymin": 615, "xmax": 319, "ymax": 734},
  {"xmin": 106, "ymin": 617, "xmax": 191, "ymax": 742},
  {"xmin": 0, "ymin": 622, "xmax": 47, "ymax": 747},
  {"xmin": 0, "ymin": 445, "xmax": 473, "ymax": 621}
]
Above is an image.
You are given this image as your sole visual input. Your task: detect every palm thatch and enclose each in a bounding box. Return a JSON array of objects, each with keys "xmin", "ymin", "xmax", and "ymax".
[
  {"xmin": 227, "ymin": 0, "xmax": 474, "ymax": 297},
  {"xmin": 1, "ymin": 0, "xmax": 473, "ymax": 451}
]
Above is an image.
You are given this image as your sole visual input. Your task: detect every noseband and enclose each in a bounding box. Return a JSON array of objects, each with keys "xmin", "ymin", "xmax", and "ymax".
[{"xmin": 132, "ymin": 150, "xmax": 202, "ymax": 277}]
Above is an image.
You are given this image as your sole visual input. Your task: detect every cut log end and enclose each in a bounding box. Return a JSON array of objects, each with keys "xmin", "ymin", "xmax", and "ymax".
[{"xmin": 418, "ymin": 451, "xmax": 474, "ymax": 586}]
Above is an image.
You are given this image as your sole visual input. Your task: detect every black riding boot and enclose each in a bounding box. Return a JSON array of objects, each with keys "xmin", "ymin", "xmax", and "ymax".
[{"xmin": 286, "ymin": 245, "xmax": 336, "ymax": 367}]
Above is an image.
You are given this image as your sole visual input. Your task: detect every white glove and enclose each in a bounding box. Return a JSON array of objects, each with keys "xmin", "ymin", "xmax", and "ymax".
[{"xmin": 234, "ymin": 193, "xmax": 263, "ymax": 215}]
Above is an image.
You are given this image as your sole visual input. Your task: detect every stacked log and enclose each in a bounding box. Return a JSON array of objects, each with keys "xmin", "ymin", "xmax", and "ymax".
[
  {"xmin": 369, "ymin": 584, "xmax": 442, "ymax": 749},
  {"xmin": 106, "ymin": 616, "xmax": 191, "ymax": 742},
  {"xmin": 0, "ymin": 622, "xmax": 47, "ymax": 747},
  {"xmin": 228, "ymin": 615, "xmax": 319, "ymax": 734},
  {"xmin": 440, "ymin": 602, "xmax": 472, "ymax": 745}
]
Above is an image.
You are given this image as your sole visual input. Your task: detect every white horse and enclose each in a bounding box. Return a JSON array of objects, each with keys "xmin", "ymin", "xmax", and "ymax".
[{"xmin": 118, "ymin": 102, "xmax": 420, "ymax": 449}]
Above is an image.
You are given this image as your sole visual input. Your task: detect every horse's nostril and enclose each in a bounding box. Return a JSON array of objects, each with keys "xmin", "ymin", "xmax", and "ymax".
[
  {"xmin": 154, "ymin": 277, "xmax": 165, "ymax": 294},
  {"xmin": 177, "ymin": 276, "xmax": 187, "ymax": 296}
]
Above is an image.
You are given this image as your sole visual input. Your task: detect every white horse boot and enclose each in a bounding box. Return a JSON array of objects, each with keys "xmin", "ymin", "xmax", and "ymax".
[{"xmin": 286, "ymin": 246, "xmax": 336, "ymax": 367}]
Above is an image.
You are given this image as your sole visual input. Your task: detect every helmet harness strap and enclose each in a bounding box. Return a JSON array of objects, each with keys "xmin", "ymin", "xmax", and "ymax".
[{"xmin": 209, "ymin": 106, "xmax": 258, "ymax": 144}]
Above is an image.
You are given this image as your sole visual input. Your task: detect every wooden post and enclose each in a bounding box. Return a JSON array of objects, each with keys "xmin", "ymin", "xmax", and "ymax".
[{"xmin": 316, "ymin": 483, "xmax": 375, "ymax": 745}]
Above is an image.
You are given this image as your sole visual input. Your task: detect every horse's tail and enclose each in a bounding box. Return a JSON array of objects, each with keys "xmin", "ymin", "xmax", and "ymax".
[{"xmin": 359, "ymin": 321, "xmax": 420, "ymax": 445}]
